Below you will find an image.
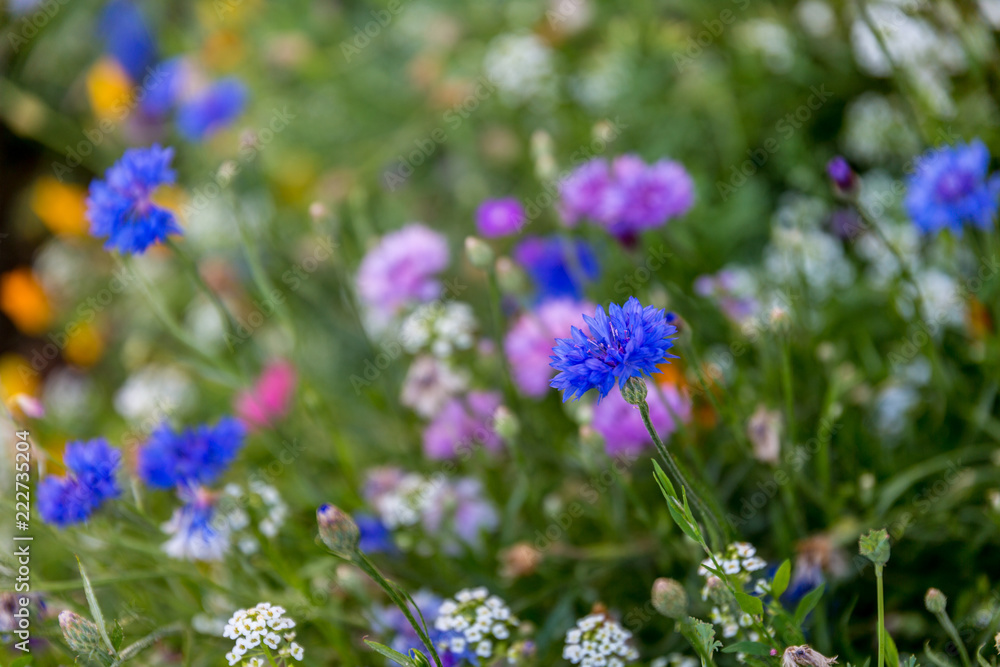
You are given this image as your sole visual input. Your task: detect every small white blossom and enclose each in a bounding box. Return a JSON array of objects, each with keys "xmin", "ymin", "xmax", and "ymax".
[
  {"xmin": 562, "ymin": 613, "xmax": 638, "ymax": 666},
  {"xmin": 222, "ymin": 603, "xmax": 303, "ymax": 665}
]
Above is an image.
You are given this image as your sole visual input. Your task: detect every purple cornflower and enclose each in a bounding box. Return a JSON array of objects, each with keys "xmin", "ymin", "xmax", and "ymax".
[
  {"xmin": 357, "ymin": 224, "xmax": 449, "ymax": 328},
  {"xmin": 550, "ymin": 297, "xmax": 678, "ymax": 402},
  {"xmin": 826, "ymin": 156, "xmax": 856, "ymax": 194},
  {"xmin": 476, "ymin": 198, "xmax": 526, "ymax": 237},
  {"xmin": 503, "ymin": 298, "xmax": 593, "ymax": 397},
  {"xmin": 422, "ymin": 391, "xmax": 504, "ymax": 459},
  {"xmin": 38, "ymin": 438, "xmax": 122, "ymax": 528},
  {"xmin": 177, "ymin": 78, "xmax": 248, "ymax": 141},
  {"xmin": 161, "ymin": 487, "xmax": 229, "ymax": 561},
  {"xmin": 559, "ymin": 155, "xmax": 695, "ymax": 242},
  {"xmin": 592, "ymin": 383, "xmax": 691, "ymax": 455},
  {"xmin": 138, "ymin": 417, "xmax": 246, "ymax": 489},
  {"xmin": 86, "ymin": 145, "xmax": 181, "ymax": 254},
  {"xmin": 904, "ymin": 139, "xmax": 1000, "ymax": 235},
  {"xmin": 513, "ymin": 236, "xmax": 599, "ymax": 302}
]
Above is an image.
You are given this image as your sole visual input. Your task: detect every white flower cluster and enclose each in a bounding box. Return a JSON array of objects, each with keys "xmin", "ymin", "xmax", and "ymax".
[
  {"xmin": 222, "ymin": 481, "xmax": 289, "ymax": 555},
  {"xmin": 562, "ymin": 613, "xmax": 639, "ymax": 667},
  {"xmin": 400, "ymin": 302, "xmax": 477, "ymax": 358},
  {"xmin": 483, "ymin": 33, "xmax": 555, "ymax": 104},
  {"xmin": 434, "ymin": 587, "xmax": 520, "ymax": 662},
  {"xmin": 223, "ymin": 602, "xmax": 303, "ymax": 666},
  {"xmin": 401, "ymin": 355, "xmax": 470, "ymax": 418},
  {"xmin": 698, "ymin": 542, "xmax": 769, "ymax": 641},
  {"xmin": 373, "ymin": 472, "xmax": 433, "ymax": 529}
]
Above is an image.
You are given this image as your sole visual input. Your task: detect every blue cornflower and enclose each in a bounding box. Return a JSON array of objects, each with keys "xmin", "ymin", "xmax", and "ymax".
[
  {"xmin": 177, "ymin": 78, "xmax": 248, "ymax": 141},
  {"xmin": 513, "ymin": 235, "xmax": 599, "ymax": 302},
  {"xmin": 904, "ymin": 139, "xmax": 1000, "ymax": 236},
  {"xmin": 162, "ymin": 487, "xmax": 230, "ymax": 561},
  {"xmin": 138, "ymin": 417, "xmax": 246, "ymax": 489},
  {"xmin": 86, "ymin": 145, "xmax": 181, "ymax": 254},
  {"xmin": 98, "ymin": 0, "xmax": 158, "ymax": 82},
  {"xmin": 550, "ymin": 297, "xmax": 678, "ymax": 402},
  {"xmin": 38, "ymin": 438, "xmax": 122, "ymax": 528}
]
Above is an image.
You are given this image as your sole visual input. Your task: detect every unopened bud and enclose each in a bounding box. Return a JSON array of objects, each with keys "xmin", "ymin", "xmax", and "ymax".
[
  {"xmin": 924, "ymin": 588, "xmax": 947, "ymax": 614},
  {"xmin": 317, "ymin": 504, "xmax": 359, "ymax": 559},
  {"xmin": 826, "ymin": 156, "xmax": 857, "ymax": 196},
  {"xmin": 59, "ymin": 610, "xmax": 105, "ymax": 656},
  {"xmin": 858, "ymin": 528, "xmax": 890, "ymax": 567},
  {"xmin": 465, "ymin": 236, "xmax": 495, "ymax": 269},
  {"xmin": 620, "ymin": 377, "xmax": 648, "ymax": 406},
  {"xmin": 651, "ymin": 578, "xmax": 688, "ymax": 619}
]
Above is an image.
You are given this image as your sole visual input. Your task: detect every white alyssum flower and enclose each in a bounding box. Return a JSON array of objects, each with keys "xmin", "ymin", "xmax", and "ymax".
[
  {"xmin": 561, "ymin": 613, "xmax": 639, "ymax": 666},
  {"xmin": 698, "ymin": 543, "xmax": 772, "ymax": 646},
  {"xmin": 223, "ymin": 603, "xmax": 303, "ymax": 665},
  {"xmin": 434, "ymin": 588, "xmax": 524, "ymax": 663}
]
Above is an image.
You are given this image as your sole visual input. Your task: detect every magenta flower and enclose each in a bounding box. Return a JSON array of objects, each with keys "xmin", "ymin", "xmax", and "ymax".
[
  {"xmin": 476, "ymin": 198, "xmax": 526, "ymax": 237},
  {"xmin": 504, "ymin": 299, "xmax": 593, "ymax": 397},
  {"xmin": 422, "ymin": 391, "xmax": 504, "ymax": 459},
  {"xmin": 357, "ymin": 223, "xmax": 449, "ymax": 328},
  {"xmin": 591, "ymin": 383, "xmax": 691, "ymax": 456},
  {"xmin": 235, "ymin": 360, "xmax": 297, "ymax": 430}
]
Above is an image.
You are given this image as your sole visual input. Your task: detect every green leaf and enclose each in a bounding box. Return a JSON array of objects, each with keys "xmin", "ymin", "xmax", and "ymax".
[
  {"xmin": 771, "ymin": 560, "xmax": 791, "ymax": 599},
  {"xmin": 76, "ymin": 556, "xmax": 118, "ymax": 659},
  {"xmin": 722, "ymin": 641, "xmax": 773, "ymax": 656},
  {"xmin": 975, "ymin": 644, "xmax": 993, "ymax": 667},
  {"xmin": 410, "ymin": 649, "xmax": 433, "ymax": 667},
  {"xmin": 365, "ymin": 639, "xmax": 417, "ymax": 667},
  {"xmin": 924, "ymin": 641, "xmax": 956, "ymax": 667},
  {"xmin": 884, "ymin": 626, "xmax": 899, "ymax": 667},
  {"xmin": 10, "ymin": 656, "xmax": 33, "ymax": 667},
  {"xmin": 682, "ymin": 616, "xmax": 723, "ymax": 663},
  {"xmin": 794, "ymin": 583, "xmax": 826, "ymax": 626},
  {"xmin": 653, "ymin": 460, "xmax": 678, "ymax": 499},
  {"xmin": 110, "ymin": 621, "xmax": 125, "ymax": 652},
  {"xmin": 734, "ymin": 589, "xmax": 764, "ymax": 617}
]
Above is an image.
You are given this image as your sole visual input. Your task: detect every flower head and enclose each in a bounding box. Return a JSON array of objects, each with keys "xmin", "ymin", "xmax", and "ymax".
[
  {"xmin": 357, "ymin": 224, "xmax": 449, "ymax": 329},
  {"xmin": 562, "ymin": 613, "xmax": 639, "ymax": 666},
  {"xmin": 235, "ymin": 360, "xmax": 297, "ymax": 431},
  {"xmin": 476, "ymin": 198, "xmax": 526, "ymax": 237},
  {"xmin": 504, "ymin": 298, "xmax": 593, "ymax": 398},
  {"xmin": 826, "ymin": 156, "xmax": 856, "ymax": 194},
  {"xmin": 162, "ymin": 487, "xmax": 230, "ymax": 561},
  {"xmin": 38, "ymin": 438, "xmax": 122, "ymax": 528},
  {"xmin": 223, "ymin": 603, "xmax": 302, "ymax": 665},
  {"xmin": 904, "ymin": 139, "xmax": 1000, "ymax": 235},
  {"xmin": 86, "ymin": 145, "xmax": 180, "ymax": 254},
  {"xmin": 434, "ymin": 588, "xmax": 527, "ymax": 665},
  {"xmin": 513, "ymin": 236, "xmax": 598, "ymax": 302},
  {"xmin": 550, "ymin": 297, "xmax": 678, "ymax": 402},
  {"xmin": 177, "ymin": 78, "xmax": 248, "ymax": 141},
  {"xmin": 138, "ymin": 417, "xmax": 245, "ymax": 489}
]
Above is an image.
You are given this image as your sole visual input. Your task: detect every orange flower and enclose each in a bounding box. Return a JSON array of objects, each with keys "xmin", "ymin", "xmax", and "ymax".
[
  {"xmin": 64, "ymin": 323, "xmax": 104, "ymax": 367},
  {"xmin": 0, "ymin": 268, "xmax": 53, "ymax": 335},
  {"xmin": 31, "ymin": 177, "xmax": 89, "ymax": 236}
]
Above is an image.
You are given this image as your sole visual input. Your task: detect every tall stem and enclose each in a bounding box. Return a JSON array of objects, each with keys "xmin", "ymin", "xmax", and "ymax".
[
  {"xmin": 636, "ymin": 394, "xmax": 728, "ymax": 548},
  {"xmin": 876, "ymin": 564, "xmax": 885, "ymax": 667},
  {"xmin": 166, "ymin": 238, "xmax": 241, "ymax": 340},
  {"xmin": 935, "ymin": 610, "xmax": 971, "ymax": 667}
]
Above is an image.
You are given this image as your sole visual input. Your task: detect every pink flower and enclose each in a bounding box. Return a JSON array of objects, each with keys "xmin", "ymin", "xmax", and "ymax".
[
  {"xmin": 591, "ymin": 383, "xmax": 691, "ymax": 456},
  {"xmin": 235, "ymin": 361, "xmax": 296, "ymax": 430},
  {"xmin": 503, "ymin": 299, "xmax": 593, "ymax": 397}
]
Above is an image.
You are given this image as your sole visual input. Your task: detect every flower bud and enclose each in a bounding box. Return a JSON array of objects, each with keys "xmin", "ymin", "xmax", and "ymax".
[
  {"xmin": 826, "ymin": 156, "xmax": 857, "ymax": 196},
  {"xmin": 924, "ymin": 588, "xmax": 947, "ymax": 614},
  {"xmin": 59, "ymin": 610, "xmax": 105, "ymax": 656},
  {"xmin": 620, "ymin": 377, "xmax": 648, "ymax": 407},
  {"xmin": 317, "ymin": 504, "xmax": 359, "ymax": 559},
  {"xmin": 465, "ymin": 236, "xmax": 495, "ymax": 269},
  {"xmin": 858, "ymin": 528, "xmax": 890, "ymax": 567},
  {"xmin": 651, "ymin": 578, "xmax": 688, "ymax": 619}
]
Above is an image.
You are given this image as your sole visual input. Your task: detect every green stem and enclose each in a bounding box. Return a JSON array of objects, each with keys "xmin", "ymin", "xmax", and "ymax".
[
  {"xmin": 166, "ymin": 238, "xmax": 241, "ymax": 340},
  {"xmin": 353, "ymin": 552, "xmax": 442, "ymax": 667},
  {"xmin": 935, "ymin": 610, "xmax": 971, "ymax": 667},
  {"xmin": 637, "ymin": 396, "xmax": 728, "ymax": 549},
  {"xmin": 261, "ymin": 646, "xmax": 282, "ymax": 667},
  {"xmin": 876, "ymin": 564, "xmax": 885, "ymax": 667}
]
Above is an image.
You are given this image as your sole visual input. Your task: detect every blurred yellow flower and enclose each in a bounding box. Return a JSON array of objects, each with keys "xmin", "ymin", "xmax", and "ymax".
[
  {"xmin": 63, "ymin": 322, "xmax": 104, "ymax": 368},
  {"xmin": 202, "ymin": 30, "xmax": 246, "ymax": 70},
  {"xmin": 0, "ymin": 268, "xmax": 53, "ymax": 335},
  {"xmin": 31, "ymin": 177, "xmax": 89, "ymax": 236},
  {"xmin": 0, "ymin": 353, "xmax": 39, "ymax": 403},
  {"xmin": 86, "ymin": 57, "xmax": 133, "ymax": 120}
]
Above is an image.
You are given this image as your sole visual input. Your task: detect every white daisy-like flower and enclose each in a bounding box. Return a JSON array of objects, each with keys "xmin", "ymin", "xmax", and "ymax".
[
  {"xmin": 289, "ymin": 642, "xmax": 304, "ymax": 660},
  {"xmin": 734, "ymin": 542, "xmax": 756, "ymax": 558},
  {"xmin": 226, "ymin": 651, "xmax": 240, "ymax": 666},
  {"xmin": 722, "ymin": 559, "xmax": 741, "ymax": 575}
]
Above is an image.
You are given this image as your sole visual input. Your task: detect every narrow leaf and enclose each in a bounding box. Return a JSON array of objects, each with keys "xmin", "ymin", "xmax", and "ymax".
[
  {"xmin": 722, "ymin": 641, "xmax": 773, "ymax": 656},
  {"xmin": 975, "ymin": 644, "xmax": 994, "ymax": 667},
  {"xmin": 365, "ymin": 640, "xmax": 418, "ymax": 667},
  {"xmin": 884, "ymin": 626, "xmax": 899, "ymax": 667},
  {"xmin": 925, "ymin": 642, "xmax": 956, "ymax": 667},
  {"xmin": 771, "ymin": 560, "xmax": 791, "ymax": 599},
  {"xmin": 76, "ymin": 556, "xmax": 118, "ymax": 658},
  {"xmin": 794, "ymin": 583, "xmax": 825, "ymax": 626}
]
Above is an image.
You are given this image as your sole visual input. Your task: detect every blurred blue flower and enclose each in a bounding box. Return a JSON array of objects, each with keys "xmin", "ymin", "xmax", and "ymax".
[
  {"xmin": 38, "ymin": 439, "xmax": 123, "ymax": 528},
  {"xmin": 140, "ymin": 57, "xmax": 187, "ymax": 119},
  {"xmin": 86, "ymin": 144, "xmax": 181, "ymax": 254},
  {"xmin": 162, "ymin": 488, "xmax": 230, "ymax": 561},
  {"xmin": 98, "ymin": 0, "xmax": 158, "ymax": 82},
  {"xmin": 550, "ymin": 296, "xmax": 678, "ymax": 402},
  {"xmin": 513, "ymin": 236, "xmax": 598, "ymax": 302},
  {"xmin": 904, "ymin": 139, "xmax": 1000, "ymax": 235},
  {"xmin": 138, "ymin": 417, "xmax": 246, "ymax": 489},
  {"xmin": 177, "ymin": 78, "xmax": 248, "ymax": 141},
  {"xmin": 356, "ymin": 514, "xmax": 395, "ymax": 554}
]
